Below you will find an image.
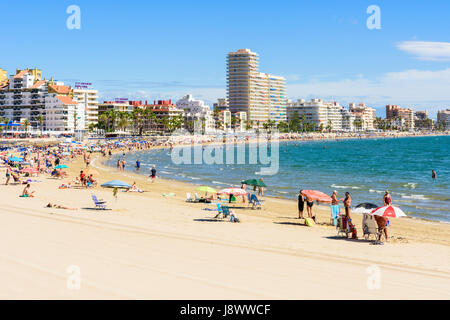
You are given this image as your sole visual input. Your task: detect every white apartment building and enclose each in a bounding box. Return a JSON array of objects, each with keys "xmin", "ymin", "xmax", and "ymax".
[
  {"xmin": 44, "ymin": 94, "xmax": 83, "ymax": 133},
  {"xmin": 437, "ymin": 109, "xmax": 450, "ymax": 130},
  {"xmin": 176, "ymin": 94, "xmax": 215, "ymax": 133},
  {"xmin": 227, "ymin": 49, "xmax": 286, "ymax": 127},
  {"xmin": 0, "ymin": 68, "xmax": 100, "ymax": 134},
  {"xmin": 73, "ymin": 89, "xmax": 99, "ymax": 130},
  {"xmin": 287, "ymin": 98, "xmax": 355, "ymax": 132}
]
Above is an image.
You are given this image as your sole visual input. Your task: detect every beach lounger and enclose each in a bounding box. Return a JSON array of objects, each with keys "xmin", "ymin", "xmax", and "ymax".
[
  {"xmin": 92, "ymin": 195, "xmax": 107, "ymax": 210},
  {"xmin": 330, "ymin": 205, "xmax": 340, "ymax": 226},
  {"xmin": 362, "ymin": 213, "xmax": 379, "ymax": 240}
]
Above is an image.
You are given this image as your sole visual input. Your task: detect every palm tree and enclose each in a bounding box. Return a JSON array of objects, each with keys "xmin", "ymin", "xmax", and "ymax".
[
  {"xmin": 3, "ymin": 118, "xmax": 9, "ymax": 137},
  {"xmin": 22, "ymin": 119, "xmax": 30, "ymax": 137},
  {"xmin": 37, "ymin": 114, "xmax": 44, "ymax": 136}
]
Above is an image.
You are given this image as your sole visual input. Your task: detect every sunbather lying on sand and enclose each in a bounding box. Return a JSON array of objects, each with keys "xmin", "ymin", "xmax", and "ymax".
[{"xmin": 46, "ymin": 203, "xmax": 76, "ymax": 210}]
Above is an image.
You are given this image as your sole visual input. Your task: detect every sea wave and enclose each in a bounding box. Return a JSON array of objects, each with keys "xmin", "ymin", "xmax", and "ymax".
[{"xmin": 331, "ymin": 184, "xmax": 361, "ymax": 190}]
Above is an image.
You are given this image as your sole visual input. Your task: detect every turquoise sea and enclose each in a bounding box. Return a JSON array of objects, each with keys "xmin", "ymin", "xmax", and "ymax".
[{"xmin": 107, "ymin": 136, "xmax": 450, "ymax": 222}]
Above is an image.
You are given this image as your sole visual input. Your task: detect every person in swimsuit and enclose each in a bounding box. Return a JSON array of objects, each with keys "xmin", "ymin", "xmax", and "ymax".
[
  {"xmin": 303, "ymin": 193, "xmax": 315, "ymax": 221},
  {"xmin": 150, "ymin": 165, "xmax": 157, "ymax": 182},
  {"xmin": 298, "ymin": 189, "xmax": 305, "ymax": 219},
  {"xmin": 383, "ymin": 190, "xmax": 392, "ymax": 206},
  {"xmin": 343, "ymin": 192, "xmax": 352, "ymax": 220},
  {"xmin": 432, "ymin": 170, "xmax": 437, "ymax": 180},
  {"xmin": 374, "ymin": 215, "xmax": 389, "ymax": 242}
]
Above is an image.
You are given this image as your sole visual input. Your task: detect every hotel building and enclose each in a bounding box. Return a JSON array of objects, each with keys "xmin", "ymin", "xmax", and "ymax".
[
  {"xmin": 287, "ymin": 98, "xmax": 355, "ymax": 132},
  {"xmin": 437, "ymin": 109, "xmax": 450, "ymax": 130},
  {"xmin": 73, "ymin": 88, "xmax": 99, "ymax": 130},
  {"xmin": 176, "ymin": 94, "xmax": 215, "ymax": 133},
  {"xmin": 386, "ymin": 105, "xmax": 415, "ymax": 130},
  {"xmin": 227, "ymin": 49, "xmax": 286, "ymax": 127},
  {"xmin": 0, "ymin": 67, "xmax": 98, "ymax": 134},
  {"xmin": 349, "ymin": 103, "xmax": 376, "ymax": 131}
]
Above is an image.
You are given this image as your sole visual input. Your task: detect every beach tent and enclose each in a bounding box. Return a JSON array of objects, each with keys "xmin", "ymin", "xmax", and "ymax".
[{"xmin": 101, "ymin": 180, "xmax": 132, "ymax": 189}]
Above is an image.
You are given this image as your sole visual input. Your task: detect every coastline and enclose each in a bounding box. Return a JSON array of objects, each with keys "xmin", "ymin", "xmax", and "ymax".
[{"xmin": 1, "ymin": 135, "xmax": 449, "ymax": 299}]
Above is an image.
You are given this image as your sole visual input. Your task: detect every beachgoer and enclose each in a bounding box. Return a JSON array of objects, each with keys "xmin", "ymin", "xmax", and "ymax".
[
  {"xmin": 258, "ymin": 178, "xmax": 264, "ymax": 197},
  {"xmin": 374, "ymin": 215, "xmax": 389, "ymax": 242},
  {"xmin": 303, "ymin": 192, "xmax": 315, "ymax": 221},
  {"xmin": 46, "ymin": 203, "xmax": 76, "ymax": 210},
  {"xmin": 22, "ymin": 184, "xmax": 35, "ymax": 197},
  {"xmin": 241, "ymin": 183, "xmax": 246, "ymax": 203},
  {"xmin": 432, "ymin": 170, "xmax": 437, "ymax": 180},
  {"xmin": 383, "ymin": 190, "xmax": 392, "ymax": 206},
  {"xmin": 343, "ymin": 192, "xmax": 352, "ymax": 220},
  {"xmin": 298, "ymin": 189, "xmax": 305, "ymax": 219},
  {"xmin": 136, "ymin": 159, "xmax": 141, "ymax": 171},
  {"xmin": 150, "ymin": 165, "xmax": 157, "ymax": 182},
  {"xmin": 5, "ymin": 167, "xmax": 11, "ymax": 185}
]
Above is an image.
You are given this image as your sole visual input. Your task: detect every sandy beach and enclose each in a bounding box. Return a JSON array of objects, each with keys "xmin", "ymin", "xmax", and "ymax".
[{"xmin": 1, "ymin": 146, "xmax": 449, "ymax": 300}]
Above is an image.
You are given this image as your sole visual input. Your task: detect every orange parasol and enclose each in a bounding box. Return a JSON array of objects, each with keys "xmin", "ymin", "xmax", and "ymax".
[{"xmin": 301, "ymin": 190, "xmax": 332, "ymax": 203}]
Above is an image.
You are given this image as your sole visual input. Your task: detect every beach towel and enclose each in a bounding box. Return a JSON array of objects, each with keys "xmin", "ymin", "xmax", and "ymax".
[{"xmin": 330, "ymin": 205, "xmax": 340, "ymax": 226}]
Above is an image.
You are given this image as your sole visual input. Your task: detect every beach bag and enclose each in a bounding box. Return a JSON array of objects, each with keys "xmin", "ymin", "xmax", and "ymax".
[{"xmin": 305, "ymin": 217, "xmax": 316, "ymax": 227}]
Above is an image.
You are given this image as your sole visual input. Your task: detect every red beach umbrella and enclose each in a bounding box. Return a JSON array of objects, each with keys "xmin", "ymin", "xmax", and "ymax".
[
  {"xmin": 301, "ymin": 190, "xmax": 332, "ymax": 203},
  {"xmin": 20, "ymin": 167, "xmax": 39, "ymax": 174},
  {"xmin": 370, "ymin": 205, "xmax": 407, "ymax": 218}
]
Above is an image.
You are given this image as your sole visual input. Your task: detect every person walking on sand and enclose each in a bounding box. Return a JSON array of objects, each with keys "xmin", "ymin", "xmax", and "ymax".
[
  {"xmin": 150, "ymin": 165, "xmax": 157, "ymax": 183},
  {"xmin": 258, "ymin": 178, "xmax": 264, "ymax": 197},
  {"xmin": 304, "ymin": 193, "xmax": 315, "ymax": 221},
  {"xmin": 298, "ymin": 189, "xmax": 305, "ymax": 219},
  {"xmin": 5, "ymin": 167, "xmax": 11, "ymax": 185}
]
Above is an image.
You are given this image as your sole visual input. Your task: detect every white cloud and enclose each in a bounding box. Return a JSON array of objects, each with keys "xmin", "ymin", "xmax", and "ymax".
[{"xmin": 396, "ymin": 41, "xmax": 450, "ymax": 61}]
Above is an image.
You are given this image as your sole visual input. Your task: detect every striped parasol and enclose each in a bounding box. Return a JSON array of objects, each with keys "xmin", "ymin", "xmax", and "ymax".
[{"xmin": 370, "ymin": 205, "xmax": 407, "ymax": 218}]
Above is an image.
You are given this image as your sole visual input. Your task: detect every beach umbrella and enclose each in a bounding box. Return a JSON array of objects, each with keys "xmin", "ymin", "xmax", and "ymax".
[
  {"xmin": 54, "ymin": 165, "xmax": 68, "ymax": 169},
  {"xmin": 196, "ymin": 186, "xmax": 217, "ymax": 194},
  {"xmin": 301, "ymin": 190, "xmax": 332, "ymax": 203},
  {"xmin": 370, "ymin": 205, "xmax": 407, "ymax": 218},
  {"xmin": 218, "ymin": 187, "xmax": 248, "ymax": 196},
  {"xmin": 353, "ymin": 203, "xmax": 379, "ymax": 214},
  {"xmin": 8, "ymin": 156, "xmax": 23, "ymax": 162},
  {"xmin": 101, "ymin": 180, "xmax": 132, "ymax": 189},
  {"xmin": 241, "ymin": 179, "xmax": 267, "ymax": 188}
]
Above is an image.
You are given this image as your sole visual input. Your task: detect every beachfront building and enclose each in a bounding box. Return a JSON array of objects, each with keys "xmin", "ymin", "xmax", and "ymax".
[
  {"xmin": 0, "ymin": 67, "xmax": 98, "ymax": 134},
  {"xmin": 286, "ymin": 98, "xmax": 355, "ymax": 132},
  {"xmin": 217, "ymin": 109, "xmax": 232, "ymax": 131},
  {"xmin": 414, "ymin": 111, "xmax": 434, "ymax": 130},
  {"xmin": 227, "ymin": 49, "xmax": 287, "ymax": 128},
  {"xmin": 349, "ymin": 103, "xmax": 376, "ymax": 131},
  {"xmin": 437, "ymin": 109, "xmax": 450, "ymax": 130},
  {"xmin": 44, "ymin": 94, "xmax": 82, "ymax": 133},
  {"xmin": 386, "ymin": 105, "xmax": 415, "ymax": 130},
  {"xmin": 73, "ymin": 88, "xmax": 99, "ymax": 130},
  {"xmin": 233, "ymin": 111, "xmax": 247, "ymax": 132},
  {"xmin": 142, "ymin": 100, "xmax": 184, "ymax": 132},
  {"xmin": 176, "ymin": 94, "xmax": 215, "ymax": 133}
]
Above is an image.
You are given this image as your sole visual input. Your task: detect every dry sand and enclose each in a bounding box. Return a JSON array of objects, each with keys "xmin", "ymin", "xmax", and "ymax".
[{"xmin": 0, "ymin": 152, "xmax": 449, "ymax": 299}]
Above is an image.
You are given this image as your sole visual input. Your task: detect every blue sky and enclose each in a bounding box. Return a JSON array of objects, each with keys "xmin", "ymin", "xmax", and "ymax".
[{"xmin": 1, "ymin": 0, "xmax": 449, "ymax": 117}]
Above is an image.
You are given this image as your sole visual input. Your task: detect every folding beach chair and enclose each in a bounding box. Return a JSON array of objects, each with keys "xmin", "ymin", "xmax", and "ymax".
[
  {"xmin": 250, "ymin": 194, "xmax": 262, "ymax": 210},
  {"xmin": 214, "ymin": 203, "xmax": 223, "ymax": 218},
  {"xmin": 194, "ymin": 193, "xmax": 201, "ymax": 202},
  {"xmin": 186, "ymin": 193, "xmax": 194, "ymax": 202},
  {"xmin": 222, "ymin": 206, "xmax": 230, "ymax": 218},
  {"xmin": 330, "ymin": 205, "xmax": 340, "ymax": 226},
  {"xmin": 92, "ymin": 194, "xmax": 107, "ymax": 210},
  {"xmin": 362, "ymin": 213, "xmax": 379, "ymax": 240},
  {"xmin": 337, "ymin": 215, "xmax": 350, "ymax": 237}
]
